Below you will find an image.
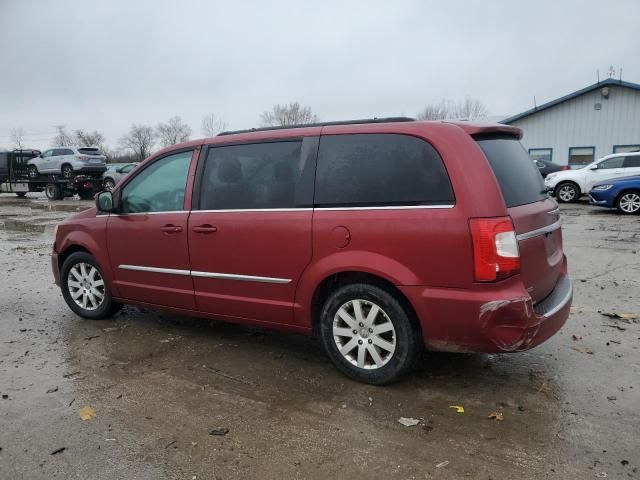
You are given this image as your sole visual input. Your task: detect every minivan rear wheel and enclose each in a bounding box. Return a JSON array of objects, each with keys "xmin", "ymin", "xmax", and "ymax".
[
  {"xmin": 60, "ymin": 251, "xmax": 122, "ymax": 319},
  {"xmin": 319, "ymin": 283, "xmax": 422, "ymax": 385},
  {"xmin": 555, "ymin": 182, "xmax": 580, "ymax": 203}
]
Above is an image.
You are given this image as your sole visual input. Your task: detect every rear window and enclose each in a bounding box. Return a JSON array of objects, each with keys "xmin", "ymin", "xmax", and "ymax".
[
  {"xmin": 315, "ymin": 134, "xmax": 454, "ymax": 207},
  {"xmin": 78, "ymin": 148, "xmax": 102, "ymax": 156},
  {"xmin": 476, "ymin": 138, "xmax": 546, "ymax": 208}
]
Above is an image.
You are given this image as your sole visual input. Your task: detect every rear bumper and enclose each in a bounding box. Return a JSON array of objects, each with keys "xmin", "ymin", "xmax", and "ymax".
[{"xmin": 400, "ymin": 257, "xmax": 572, "ymax": 353}]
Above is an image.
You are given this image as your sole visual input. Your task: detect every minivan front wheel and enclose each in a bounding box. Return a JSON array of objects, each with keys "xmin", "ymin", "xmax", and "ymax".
[
  {"xmin": 60, "ymin": 251, "xmax": 122, "ymax": 319},
  {"xmin": 319, "ymin": 283, "xmax": 422, "ymax": 384},
  {"xmin": 555, "ymin": 182, "xmax": 579, "ymax": 203}
]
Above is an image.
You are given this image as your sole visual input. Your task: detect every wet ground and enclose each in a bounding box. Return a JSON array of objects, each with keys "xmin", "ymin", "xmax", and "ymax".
[{"xmin": 0, "ymin": 193, "xmax": 638, "ymax": 479}]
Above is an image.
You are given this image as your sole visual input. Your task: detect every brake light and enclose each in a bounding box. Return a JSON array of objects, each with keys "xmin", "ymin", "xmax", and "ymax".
[
  {"xmin": 77, "ymin": 155, "xmax": 89, "ymax": 161},
  {"xmin": 470, "ymin": 217, "xmax": 520, "ymax": 282},
  {"xmin": 561, "ymin": 166, "xmax": 569, "ymax": 170}
]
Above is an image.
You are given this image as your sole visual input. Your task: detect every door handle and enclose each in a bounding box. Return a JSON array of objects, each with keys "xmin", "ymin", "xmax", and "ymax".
[
  {"xmin": 193, "ymin": 224, "xmax": 218, "ymax": 234},
  {"xmin": 160, "ymin": 224, "xmax": 183, "ymax": 233}
]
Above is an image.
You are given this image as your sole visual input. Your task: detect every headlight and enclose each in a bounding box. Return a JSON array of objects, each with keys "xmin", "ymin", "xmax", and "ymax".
[
  {"xmin": 545, "ymin": 173, "xmax": 557, "ymax": 181},
  {"xmin": 592, "ymin": 184, "xmax": 612, "ymax": 191}
]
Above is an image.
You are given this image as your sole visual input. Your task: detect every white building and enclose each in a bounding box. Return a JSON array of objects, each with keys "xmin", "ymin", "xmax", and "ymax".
[{"xmin": 502, "ymin": 78, "xmax": 640, "ymax": 167}]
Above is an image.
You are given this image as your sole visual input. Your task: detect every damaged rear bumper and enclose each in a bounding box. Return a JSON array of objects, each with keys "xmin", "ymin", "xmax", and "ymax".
[{"xmin": 399, "ymin": 257, "xmax": 572, "ymax": 353}]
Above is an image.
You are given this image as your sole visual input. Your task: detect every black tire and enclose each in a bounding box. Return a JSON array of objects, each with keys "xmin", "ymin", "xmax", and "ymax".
[
  {"xmin": 45, "ymin": 183, "xmax": 63, "ymax": 201},
  {"xmin": 616, "ymin": 190, "xmax": 640, "ymax": 215},
  {"xmin": 28, "ymin": 165, "xmax": 38, "ymax": 178},
  {"xmin": 61, "ymin": 164, "xmax": 73, "ymax": 178},
  {"xmin": 60, "ymin": 251, "xmax": 122, "ymax": 320},
  {"xmin": 15, "ymin": 192, "xmax": 27, "ymax": 198},
  {"xmin": 318, "ymin": 283, "xmax": 423, "ymax": 385},
  {"xmin": 103, "ymin": 178, "xmax": 115, "ymax": 191},
  {"xmin": 555, "ymin": 182, "xmax": 580, "ymax": 203}
]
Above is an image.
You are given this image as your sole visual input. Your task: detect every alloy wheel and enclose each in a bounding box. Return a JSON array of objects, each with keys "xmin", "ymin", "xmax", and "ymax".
[
  {"xmin": 619, "ymin": 193, "xmax": 640, "ymax": 213},
  {"xmin": 67, "ymin": 262, "xmax": 105, "ymax": 311},
  {"xmin": 332, "ymin": 299, "xmax": 396, "ymax": 369},
  {"xmin": 558, "ymin": 184, "xmax": 576, "ymax": 202},
  {"xmin": 62, "ymin": 166, "xmax": 73, "ymax": 178}
]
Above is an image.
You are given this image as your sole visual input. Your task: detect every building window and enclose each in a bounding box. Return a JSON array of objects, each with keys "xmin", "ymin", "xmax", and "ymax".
[
  {"xmin": 528, "ymin": 148, "xmax": 553, "ymax": 162},
  {"xmin": 568, "ymin": 147, "xmax": 595, "ymax": 167},
  {"xmin": 613, "ymin": 145, "xmax": 640, "ymax": 154}
]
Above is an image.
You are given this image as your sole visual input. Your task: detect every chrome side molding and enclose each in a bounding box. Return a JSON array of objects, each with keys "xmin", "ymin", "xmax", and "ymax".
[{"xmin": 118, "ymin": 264, "xmax": 291, "ymax": 284}]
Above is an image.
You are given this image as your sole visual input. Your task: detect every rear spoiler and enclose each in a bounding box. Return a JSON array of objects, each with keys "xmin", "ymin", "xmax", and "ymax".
[{"xmin": 445, "ymin": 122, "xmax": 523, "ymax": 140}]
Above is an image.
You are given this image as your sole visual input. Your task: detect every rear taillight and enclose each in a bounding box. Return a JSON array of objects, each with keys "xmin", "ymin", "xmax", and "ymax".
[
  {"xmin": 470, "ymin": 217, "xmax": 520, "ymax": 282},
  {"xmin": 561, "ymin": 166, "xmax": 569, "ymax": 170},
  {"xmin": 76, "ymin": 155, "xmax": 89, "ymax": 161}
]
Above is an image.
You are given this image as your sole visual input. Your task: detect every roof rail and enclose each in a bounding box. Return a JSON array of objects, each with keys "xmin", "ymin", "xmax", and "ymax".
[{"xmin": 217, "ymin": 117, "xmax": 415, "ymax": 136}]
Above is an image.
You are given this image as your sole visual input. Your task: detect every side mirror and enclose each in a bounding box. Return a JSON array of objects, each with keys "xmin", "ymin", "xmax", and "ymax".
[
  {"xmin": 96, "ymin": 191, "xmax": 114, "ymax": 212},
  {"xmin": 589, "ymin": 164, "xmax": 598, "ymax": 170}
]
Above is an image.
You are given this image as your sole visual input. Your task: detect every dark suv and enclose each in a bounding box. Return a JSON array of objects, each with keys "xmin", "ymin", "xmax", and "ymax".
[{"xmin": 51, "ymin": 118, "xmax": 572, "ymax": 384}]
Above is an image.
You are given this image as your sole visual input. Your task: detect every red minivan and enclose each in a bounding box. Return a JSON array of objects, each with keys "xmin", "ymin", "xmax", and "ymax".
[{"xmin": 52, "ymin": 118, "xmax": 572, "ymax": 384}]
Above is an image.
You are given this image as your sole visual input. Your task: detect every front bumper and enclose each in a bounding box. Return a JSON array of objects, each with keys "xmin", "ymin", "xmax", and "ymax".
[
  {"xmin": 588, "ymin": 192, "xmax": 614, "ymax": 208},
  {"xmin": 400, "ymin": 257, "xmax": 572, "ymax": 353}
]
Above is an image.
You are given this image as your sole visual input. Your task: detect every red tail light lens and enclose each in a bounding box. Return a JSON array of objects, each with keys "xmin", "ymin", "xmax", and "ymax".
[
  {"xmin": 470, "ymin": 217, "xmax": 520, "ymax": 282},
  {"xmin": 561, "ymin": 166, "xmax": 569, "ymax": 170}
]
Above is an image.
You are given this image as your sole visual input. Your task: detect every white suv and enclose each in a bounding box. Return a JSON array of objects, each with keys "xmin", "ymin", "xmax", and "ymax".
[
  {"xmin": 545, "ymin": 152, "xmax": 640, "ymax": 203},
  {"xmin": 27, "ymin": 147, "xmax": 107, "ymax": 179}
]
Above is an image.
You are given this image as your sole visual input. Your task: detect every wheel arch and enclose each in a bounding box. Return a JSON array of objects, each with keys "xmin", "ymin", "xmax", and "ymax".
[
  {"xmin": 615, "ymin": 188, "xmax": 640, "ymax": 211},
  {"xmin": 308, "ymin": 270, "xmax": 421, "ymax": 336},
  {"xmin": 555, "ymin": 179, "xmax": 581, "ymax": 195}
]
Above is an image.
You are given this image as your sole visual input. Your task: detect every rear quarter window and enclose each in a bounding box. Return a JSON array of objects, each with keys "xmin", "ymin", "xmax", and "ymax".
[
  {"xmin": 315, "ymin": 133, "xmax": 454, "ymax": 207},
  {"xmin": 476, "ymin": 137, "xmax": 546, "ymax": 208}
]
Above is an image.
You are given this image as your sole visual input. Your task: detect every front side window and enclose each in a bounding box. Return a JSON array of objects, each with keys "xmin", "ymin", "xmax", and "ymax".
[
  {"xmin": 198, "ymin": 141, "xmax": 304, "ymax": 210},
  {"xmin": 597, "ymin": 157, "xmax": 624, "ymax": 169},
  {"xmin": 121, "ymin": 164, "xmax": 135, "ymax": 173},
  {"xmin": 315, "ymin": 134, "xmax": 454, "ymax": 207},
  {"xmin": 569, "ymin": 147, "xmax": 595, "ymax": 167},
  {"xmin": 120, "ymin": 150, "xmax": 192, "ymax": 213},
  {"xmin": 41, "ymin": 149, "xmax": 53, "ymax": 158},
  {"xmin": 613, "ymin": 145, "xmax": 640, "ymax": 154},
  {"xmin": 529, "ymin": 148, "xmax": 552, "ymax": 162}
]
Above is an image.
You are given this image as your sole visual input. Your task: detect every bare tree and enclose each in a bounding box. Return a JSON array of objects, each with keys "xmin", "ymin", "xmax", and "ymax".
[
  {"xmin": 417, "ymin": 97, "xmax": 489, "ymax": 121},
  {"xmin": 201, "ymin": 113, "xmax": 229, "ymax": 137},
  {"xmin": 10, "ymin": 127, "xmax": 25, "ymax": 149},
  {"xmin": 119, "ymin": 124, "xmax": 156, "ymax": 161},
  {"xmin": 416, "ymin": 100, "xmax": 454, "ymax": 120},
  {"xmin": 259, "ymin": 102, "xmax": 319, "ymax": 127},
  {"xmin": 156, "ymin": 116, "xmax": 192, "ymax": 147},
  {"xmin": 53, "ymin": 125, "xmax": 74, "ymax": 146},
  {"xmin": 454, "ymin": 97, "xmax": 489, "ymax": 120},
  {"xmin": 74, "ymin": 129, "xmax": 106, "ymax": 149}
]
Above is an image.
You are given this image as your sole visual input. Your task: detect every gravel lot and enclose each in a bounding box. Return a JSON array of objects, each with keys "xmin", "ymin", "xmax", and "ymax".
[{"xmin": 0, "ymin": 193, "xmax": 638, "ymax": 479}]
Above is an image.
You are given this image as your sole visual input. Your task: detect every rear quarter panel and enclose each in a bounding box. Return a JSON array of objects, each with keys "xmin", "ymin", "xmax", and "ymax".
[{"xmin": 294, "ymin": 122, "xmax": 509, "ymax": 327}]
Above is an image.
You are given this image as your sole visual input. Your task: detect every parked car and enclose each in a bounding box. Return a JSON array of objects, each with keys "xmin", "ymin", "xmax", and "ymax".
[
  {"xmin": 589, "ymin": 175, "xmax": 640, "ymax": 214},
  {"xmin": 544, "ymin": 152, "xmax": 640, "ymax": 203},
  {"xmin": 51, "ymin": 118, "xmax": 572, "ymax": 384},
  {"xmin": 102, "ymin": 163, "xmax": 138, "ymax": 190},
  {"xmin": 533, "ymin": 158, "xmax": 568, "ymax": 178},
  {"xmin": 27, "ymin": 146, "xmax": 107, "ymax": 179}
]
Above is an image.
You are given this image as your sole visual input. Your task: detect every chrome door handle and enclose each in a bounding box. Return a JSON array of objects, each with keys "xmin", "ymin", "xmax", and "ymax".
[
  {"xmin": 193, "ymin": 224, "xmax": 217, "ymax": 234},
  {"xmin": 160, "ymin": 224, "xmax": 183, "ymax": 233}
]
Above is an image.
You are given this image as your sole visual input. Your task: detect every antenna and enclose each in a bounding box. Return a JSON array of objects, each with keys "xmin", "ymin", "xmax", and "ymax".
[
  {"xmin": 533, "ymin": 96, "xmax": 537, "ymax": 109},
  {"xmin": 620, "ymin": 68, "xmax": 623, "ymax": 82},
  {"xmin": 596, "ymin": 69, "xmax": 600, "ymax": 83}
]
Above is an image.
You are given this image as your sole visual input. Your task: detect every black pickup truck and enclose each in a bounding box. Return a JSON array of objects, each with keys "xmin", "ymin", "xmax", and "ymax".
[{"xmin": 0, "ymin": 149, "xmax": 103, "ymax": 200}]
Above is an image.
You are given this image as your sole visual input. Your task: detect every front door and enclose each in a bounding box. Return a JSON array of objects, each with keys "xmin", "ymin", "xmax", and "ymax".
[
  {"xmin": 107, "ymin": 149, "xmax": 196, "ymax": 309},
  {"xmin": 187, "ymin": 138, "xmax": 317, "ymax": 324},
  {"xmin": 585, "ymin": 156, "xmax": 625, "ymax": 191}
]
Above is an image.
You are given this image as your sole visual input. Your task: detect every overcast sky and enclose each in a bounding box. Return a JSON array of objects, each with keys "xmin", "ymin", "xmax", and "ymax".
[{"xmin": 1, "ymin": 0, "xmax": 639, "ymax": 150}]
